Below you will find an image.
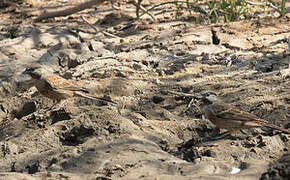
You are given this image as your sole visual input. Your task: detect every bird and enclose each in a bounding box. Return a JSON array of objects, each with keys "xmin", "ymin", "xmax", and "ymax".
[
  {"xmin": 195, "ymin": 91, "xmax": 290, "ymax": 136},
  {"xmin": 23, "ymin": 64, "xmax": 116, "ymax": 106}
]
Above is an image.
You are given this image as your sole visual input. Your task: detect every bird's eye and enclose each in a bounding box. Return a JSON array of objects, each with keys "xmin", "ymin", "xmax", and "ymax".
[{"xmin": 26, "ymin": 67, "xmax": 35, "ymax": 72}]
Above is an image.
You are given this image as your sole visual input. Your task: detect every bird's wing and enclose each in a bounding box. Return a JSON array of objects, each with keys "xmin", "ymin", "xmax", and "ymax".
[
  {"xmin": 45, "ymin": 75, "xmax": 88, "ymax": 92},
  {"xmin": 211, "ymin": 103, "xmax": 262, "ymax": 122},
  {"xmin": 209, "ymin": 102, "xmax": 290, "ymax": 133}
]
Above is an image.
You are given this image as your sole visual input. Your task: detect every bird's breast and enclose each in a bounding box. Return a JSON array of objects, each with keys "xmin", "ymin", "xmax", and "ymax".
[{"xmin": 33, "ymin": 79, "xmax": 67, "ymax": 101}]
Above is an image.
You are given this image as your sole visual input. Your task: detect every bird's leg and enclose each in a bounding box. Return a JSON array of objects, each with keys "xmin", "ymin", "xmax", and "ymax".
[
  {"xmin": 208, "ymin": 130, "xmax": 234, "ymax": 141},
  {"xmin": 50, "ymin": 100, "xmax": 67, "ymax": 111},
  {"xmin": 49, "ymin": 100, "xmax": 59, "ymax": 111},
  {"xmin": 41, "ymin": 100, "xmax": 59, "ymax": 111},
  {"xmin": 218, "ymin": 131, "xmax": 232, "ymax": 138},
  {"xmin": 198, "ymin": 130, "xmax": 233, "ymax": 146},
  {"xmin": 216, "ymin": 129, "xmax": 247, "ymax": 140}
]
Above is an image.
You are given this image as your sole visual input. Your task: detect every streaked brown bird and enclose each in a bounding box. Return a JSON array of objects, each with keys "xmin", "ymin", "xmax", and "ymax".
[
  {"xmin": 23, "ymin": 65, "xmax": 116, "ymax": 105},
  {"xmin": 195, "ymin": 91, "xmax": 290, "ymax": 135}
]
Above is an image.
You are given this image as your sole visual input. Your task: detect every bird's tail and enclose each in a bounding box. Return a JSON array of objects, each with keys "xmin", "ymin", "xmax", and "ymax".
[
  {"xmin": 247, "ymin": 120, "xmax": 290, "ymax": 134},
  {"xmin": 263, "ymin": 123, "xmax": 290, "ymax": 134},
  {"xmin": 74, "ymin": 91, "xmax": 117, "ymax": 104}
]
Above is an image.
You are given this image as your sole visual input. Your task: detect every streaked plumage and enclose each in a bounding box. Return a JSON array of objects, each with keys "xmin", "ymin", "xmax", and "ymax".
[
  {"xmin": 195, "ymin": 92, "xmax": 290, "ymax": 134},
  {"xmin": 23, "ymin": 65, "xmax": 116, "ymax": 104}
]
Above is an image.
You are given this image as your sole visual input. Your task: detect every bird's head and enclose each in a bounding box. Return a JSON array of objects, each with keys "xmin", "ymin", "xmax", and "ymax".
[
  {"xmin": 23, "ymin": 64, "xmax": 43, "ymax": 79},
  {"xmin": 195, "ymin": 91, "xmax": 220, "ymax": 105}
]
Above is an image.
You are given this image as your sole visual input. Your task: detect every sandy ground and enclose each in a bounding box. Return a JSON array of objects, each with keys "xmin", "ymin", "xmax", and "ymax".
[{"xmin": 0, "ymin": 0, "xmax": 290, "ymax": 179}]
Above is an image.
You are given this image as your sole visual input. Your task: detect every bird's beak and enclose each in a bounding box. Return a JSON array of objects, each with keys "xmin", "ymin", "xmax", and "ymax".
[
  {"xmin": 194, "ymin": 94, "xmax": 203, "ymax": 99},
  {"xmin": 22, "ymin": 68, "xmax": 30, "ymax": 74}
]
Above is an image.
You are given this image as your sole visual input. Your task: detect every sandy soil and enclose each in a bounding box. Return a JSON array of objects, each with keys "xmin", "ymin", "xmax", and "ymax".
[{"xmin": 0, "ymin": 0, "xmax": 290, "ymax": 179}]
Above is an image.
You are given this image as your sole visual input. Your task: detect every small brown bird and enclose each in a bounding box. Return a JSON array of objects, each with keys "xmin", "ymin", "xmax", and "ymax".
[
  {"xmin": 23, "ymin": 65, "xmax": 116, "ymax": 105},
  {"xmin": 195, "ymin": 91, "xmax": 290, "ymax": 135}
]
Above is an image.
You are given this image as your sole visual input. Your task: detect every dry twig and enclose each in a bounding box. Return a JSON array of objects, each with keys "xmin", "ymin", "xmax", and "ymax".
[
  {"xmin": 34, "ymin": 0, "xmax": 109, "ymax": 22},
  {"xmin": 80, "ymin": 16, "xmax": 120, "ymax": 38}
]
